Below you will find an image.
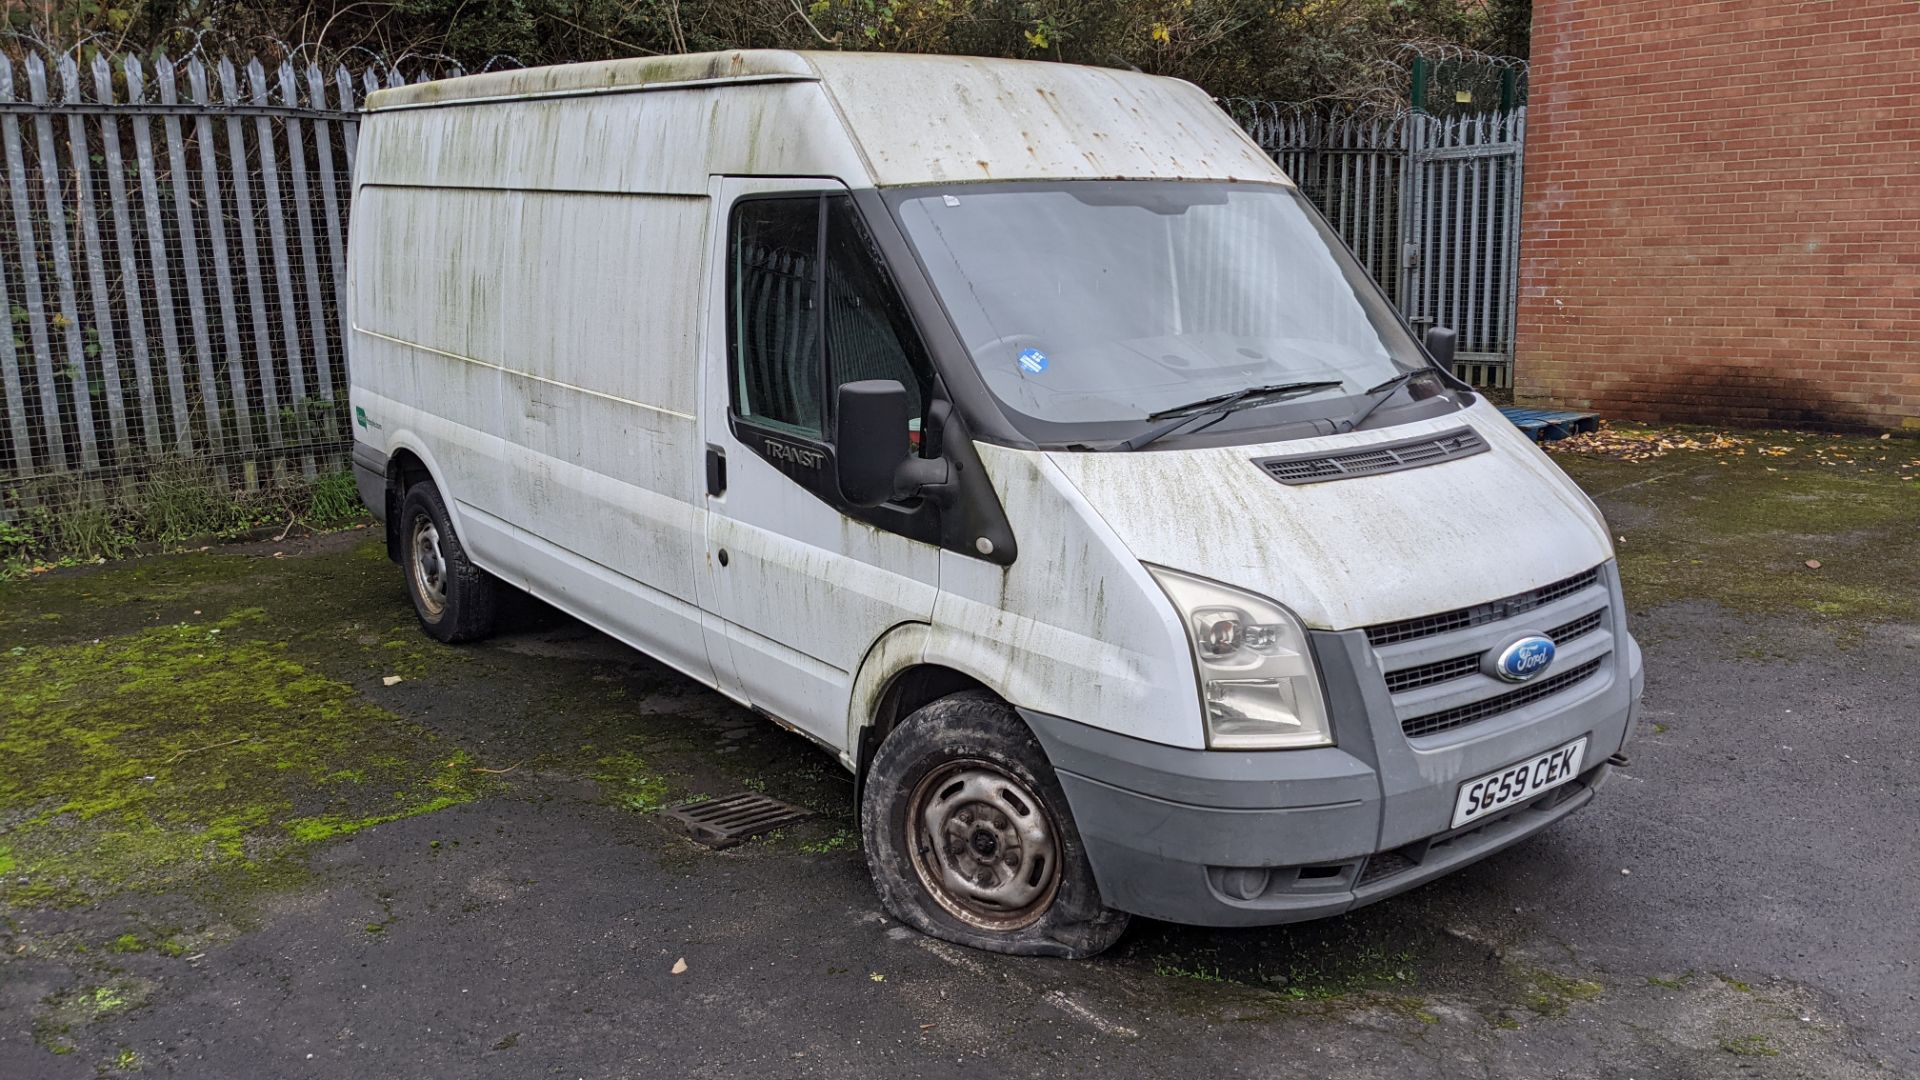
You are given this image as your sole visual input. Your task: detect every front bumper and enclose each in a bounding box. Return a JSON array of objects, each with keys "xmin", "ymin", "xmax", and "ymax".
[{"xmin": 1021, "ymin": 565, "xmax": 1644, "ymax": 928}]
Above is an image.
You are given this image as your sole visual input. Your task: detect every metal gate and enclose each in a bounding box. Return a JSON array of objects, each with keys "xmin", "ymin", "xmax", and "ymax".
[
  {"xmin": 1230, "ymin": 103, "xmax": 1527, "ymax": 388},
  {"xmin": 1402, "ymin": 109, "xmax": 1526, "ymax": 387}
]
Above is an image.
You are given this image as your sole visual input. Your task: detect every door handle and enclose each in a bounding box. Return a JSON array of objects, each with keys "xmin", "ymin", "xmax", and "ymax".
[{"xmin": 705, "ymin": 445, "xmax": 727, "ymax": 497}]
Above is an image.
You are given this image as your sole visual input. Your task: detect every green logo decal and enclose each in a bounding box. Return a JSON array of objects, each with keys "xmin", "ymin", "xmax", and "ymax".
[{"xmin": 355, "ymin": 406, "xmax": 369, "ymax": 429}]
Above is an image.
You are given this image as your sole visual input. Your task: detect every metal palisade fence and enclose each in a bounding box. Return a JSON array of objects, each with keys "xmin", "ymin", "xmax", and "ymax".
[
  {"xmin": 1231, "ymin": 102, "xmax": 1527, "ymax": 387},
  {"xmin": 0, "ymin": 47, "xmax": 428, "ymax": 538}
]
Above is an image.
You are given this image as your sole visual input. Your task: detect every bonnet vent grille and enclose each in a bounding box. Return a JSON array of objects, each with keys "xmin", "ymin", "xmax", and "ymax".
[{"xmin": 1255, "ymin": 427, "xmax": 1489, "ymax": 486}]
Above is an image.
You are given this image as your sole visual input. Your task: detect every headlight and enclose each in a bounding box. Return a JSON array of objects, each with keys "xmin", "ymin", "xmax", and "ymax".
[{"xmin": 1147, "ymin": 565, "xmax": 1332, "ymax": 750}]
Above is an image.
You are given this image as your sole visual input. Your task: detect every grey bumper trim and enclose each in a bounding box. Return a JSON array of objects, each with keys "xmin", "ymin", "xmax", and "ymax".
[
  {"xmin": 1017, "ymin": 613, "xmax": 1636, "ymax": 927},
  {"xmin": 351, "ymin": 442, "xmax": 388, "ymax": 523}
]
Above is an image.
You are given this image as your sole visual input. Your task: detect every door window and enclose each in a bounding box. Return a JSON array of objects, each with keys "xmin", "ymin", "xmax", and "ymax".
[
  {"xmin": 730, "ymin": 197, "xmax": 825, "ymax": 437},
  {"xmin": 728, "ymin": 194, "xmax": 935, "ymax": 448},
  {"xmin": 822, "ymin": 196, "xmax": 935, "ymax": 444}
]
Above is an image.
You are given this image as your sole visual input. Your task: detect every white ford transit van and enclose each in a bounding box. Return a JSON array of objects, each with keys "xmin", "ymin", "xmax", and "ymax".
[{"xmin": 348, "ymin": 51, "xmax": 1644, "ymax": 958}]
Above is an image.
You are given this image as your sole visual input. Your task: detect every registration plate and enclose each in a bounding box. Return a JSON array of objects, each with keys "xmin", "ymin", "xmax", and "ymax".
[{"xmin": 1451, "ymin": 737, "xmax": 1587, "ymax": 829}]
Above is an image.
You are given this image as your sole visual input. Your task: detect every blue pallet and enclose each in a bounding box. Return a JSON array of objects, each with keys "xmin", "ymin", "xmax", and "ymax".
[{"xmin": 1500, "ymin": 407, "xmax": 1600, "ymax": 444}]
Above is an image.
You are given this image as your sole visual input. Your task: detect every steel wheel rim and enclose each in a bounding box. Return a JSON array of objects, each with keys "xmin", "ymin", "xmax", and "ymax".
[
  {"xmin": 409, "ymin": 514, "xmax": 448, "ymax": 619},
  {"xmin": 907, "ymin": 758, "xmax": 1062, "ymax": 932}
]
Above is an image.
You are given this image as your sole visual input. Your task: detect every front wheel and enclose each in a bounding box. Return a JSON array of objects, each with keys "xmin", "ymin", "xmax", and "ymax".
[{"xmin": 860, "ymin": 692, "xmax": 1128, "ymax": 958}]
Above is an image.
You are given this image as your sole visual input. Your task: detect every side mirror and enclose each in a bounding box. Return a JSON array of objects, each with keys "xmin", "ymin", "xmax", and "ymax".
[
  {"xmin": 835, "ymin": 380, "xmax": 949, "ymax": 508},
  {"xmin": 1424, "ymin": 325, "xmax": 1458, "ymax": 371}
]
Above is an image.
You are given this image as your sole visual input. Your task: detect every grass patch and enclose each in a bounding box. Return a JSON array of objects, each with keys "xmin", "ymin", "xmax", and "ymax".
[{"xmin": 0, "ymin": 611, "xmax": 490, "ymax": 908}]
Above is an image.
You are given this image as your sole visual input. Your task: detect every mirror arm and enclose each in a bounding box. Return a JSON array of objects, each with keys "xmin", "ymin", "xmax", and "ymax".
[{"xmin": 894, "ymin": 456, "xmax": 952, "ymax": 502}]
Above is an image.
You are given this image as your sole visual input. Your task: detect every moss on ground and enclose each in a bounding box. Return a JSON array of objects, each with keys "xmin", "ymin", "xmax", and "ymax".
[
  {"xmin": 1128, "ymin": 919, "xmax": 1429, "ymax": 1009},
  {"xmin": 1555, "ymin": 428, "xmax": 1920, "ymax": 622},
  {"xmin": 0, "ymin": 604, "xmax": 491, "ymax": 908},
  {"xmin": 594, "ymin": 750, "xmax": 674, "ymax": 813},
  {"xmin": 1720, "ymin": 1033, "xmax": 1781, "ymax": 1057},
  {"xmin": 1509, "ymin": 965, "xmax": 1605, "ymax": 1017},
  {"xmin": 31, "ymin": 976, "xmax": 153, "ymax": 1056}
]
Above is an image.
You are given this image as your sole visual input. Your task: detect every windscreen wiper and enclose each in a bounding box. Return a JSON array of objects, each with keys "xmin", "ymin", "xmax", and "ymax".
[
  {"xmin": 1342, "ymin": 369, "xmax": 1429, "ymax": 432},
  {"xmin": 1119, "ymin": 380, "xmax": 1346, "ymax": 452}
]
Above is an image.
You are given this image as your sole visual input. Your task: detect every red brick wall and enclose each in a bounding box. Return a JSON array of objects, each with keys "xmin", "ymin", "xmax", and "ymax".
[{"xmin": 1516, "ymin": 0, "xmax": 1920, "ymax": 431}]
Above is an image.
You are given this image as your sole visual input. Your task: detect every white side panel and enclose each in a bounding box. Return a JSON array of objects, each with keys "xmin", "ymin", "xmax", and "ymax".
[
  {"xmin": 1045, "ymin": 399, "xmax": 1616, "ymax": 632},
  {"xmin": 352, "ymin": 186, "xmax": 703, "ymax": 415},
  {"xmin": 355, "ymin": 80, "xmax": 870, "ymax": 195},
  {"xmin": 350, "ymin": 385, "xmax": 519, "ymax": 577},
  {"xmin": 926, "ymin": 444, "xmax": 1204, "ymax": 749},
  {"xmin": 705, "ymin": 469, "xmax": 941, "ymax": 747},
  {"xmin": 347, "ymin": 371, "xmax": 513, "ymax": 571},
  {"xmin": 347, "ymin": 177, "xmax": 713, "ymax": 685}
]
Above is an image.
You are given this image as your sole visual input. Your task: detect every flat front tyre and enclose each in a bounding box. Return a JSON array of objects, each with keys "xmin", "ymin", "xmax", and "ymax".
[
  {"xmin": 399, "ymin": 482, "xmax": 498, "ymax": 643},
  {"xmin": 861, "ymin": 692, "xmax": 1128, "ymax": 958}
]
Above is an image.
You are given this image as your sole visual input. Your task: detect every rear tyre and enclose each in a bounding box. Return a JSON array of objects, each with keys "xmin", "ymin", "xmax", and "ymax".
[
  {"xmin": 398, "ymin": 481, "xmax": 498, "ymax": 643},
  {"xmin": 861, "ymin": 691, "xmax": 1129, "ymax": 958}
]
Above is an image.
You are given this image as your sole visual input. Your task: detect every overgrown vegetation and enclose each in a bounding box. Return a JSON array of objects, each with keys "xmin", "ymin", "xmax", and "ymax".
[
  {"xmin": 8, "ymin": 0, "xmax": 1529, "ymax": 103},
  {"xmin": 1, "ymin": 461, "xmax": 365, "ymax": 575}
]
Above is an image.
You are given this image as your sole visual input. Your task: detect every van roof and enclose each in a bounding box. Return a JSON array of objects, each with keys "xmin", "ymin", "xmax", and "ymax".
[
  {"xmin": 363, "ymin": 50, "xmax": 1287, "ymax": 188},
  {"xmin": 364, "ymin": 51, "xmax": 820, "ymax": 110}
]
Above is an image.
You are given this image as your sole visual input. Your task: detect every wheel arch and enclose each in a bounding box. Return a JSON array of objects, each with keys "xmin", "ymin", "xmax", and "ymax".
[
  {"xmin": 846, "ymin": 622, "xmax": 1010, "ymax": 792},
  {"xmin": 856, "ymin": 663, "xmax": 997, "ymax": 780},
  {"xmin": 379, "ymin": 437, "xmax": 445, "ymax": 562}
]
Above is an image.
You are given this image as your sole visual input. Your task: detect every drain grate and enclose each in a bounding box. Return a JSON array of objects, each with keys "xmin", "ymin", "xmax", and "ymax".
[{"xmin": 659, "ymin": 792, "xmax": 812, "ymax": 848}]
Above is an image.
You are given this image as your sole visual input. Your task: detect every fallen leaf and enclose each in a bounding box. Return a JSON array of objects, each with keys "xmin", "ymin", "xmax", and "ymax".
[
  {"xmin": 1804, "ymin": 560, "xmax": 1821, "ymax": 570},
  {"xmin": 382, "ymin": 675, "xmax": 403, "ymax": 686},
  {"xmin": 869, "ymin": 972, "xmax": 886, "ymax": 983},
  {"xmin": 671, "ymin": 958, "xmax": 688, "ymax": 975}
]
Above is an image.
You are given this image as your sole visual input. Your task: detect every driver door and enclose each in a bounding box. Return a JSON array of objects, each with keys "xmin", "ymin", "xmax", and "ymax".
[{"xmin": 694, "ymin": 177, "xmax": 942, "ymax": 754}]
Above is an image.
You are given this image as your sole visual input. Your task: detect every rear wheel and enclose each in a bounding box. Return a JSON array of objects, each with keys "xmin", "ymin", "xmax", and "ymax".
[
  {"xmin": 861, "ymin": 692, "xmax": 1128, "ymax": 958},
  {"xmin": 399, "ymin": 481, "xmax": 498, "ymax": 643}
]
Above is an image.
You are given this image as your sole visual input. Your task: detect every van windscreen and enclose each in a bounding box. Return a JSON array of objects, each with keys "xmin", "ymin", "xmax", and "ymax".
[{"xmin": 891, "ymin": 181, "xmax": 1432, "ymax": 441}]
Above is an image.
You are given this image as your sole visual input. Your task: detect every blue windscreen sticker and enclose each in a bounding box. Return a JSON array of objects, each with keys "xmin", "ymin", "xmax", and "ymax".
[{"xmin": 1017, "ymin": 348, "xmax": 1050, "ymax": 375}]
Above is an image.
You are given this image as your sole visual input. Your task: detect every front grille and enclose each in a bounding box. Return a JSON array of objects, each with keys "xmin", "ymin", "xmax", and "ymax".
[
  {"xmin": 1401, "ymin": 658, "xmax": 1604, "ymax": 739},
  {"xmin": 1385, "ymin": 654, "xmax": 1481, "ymax": 694},
  {"xmin": 1548, "ymin": 609, "xmax": 1604, "ymax": 646},
  {"xmin": 1366, "ymin": 568, "xmax": 1601, "ymax": 648},
  {"xmin": 1254, "ymin": 427, "xmax": 1487, "ymax": 486},
  {"xmin": 1382, "ymin": 606, "xmax": 1608, "ymax": 694}
]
